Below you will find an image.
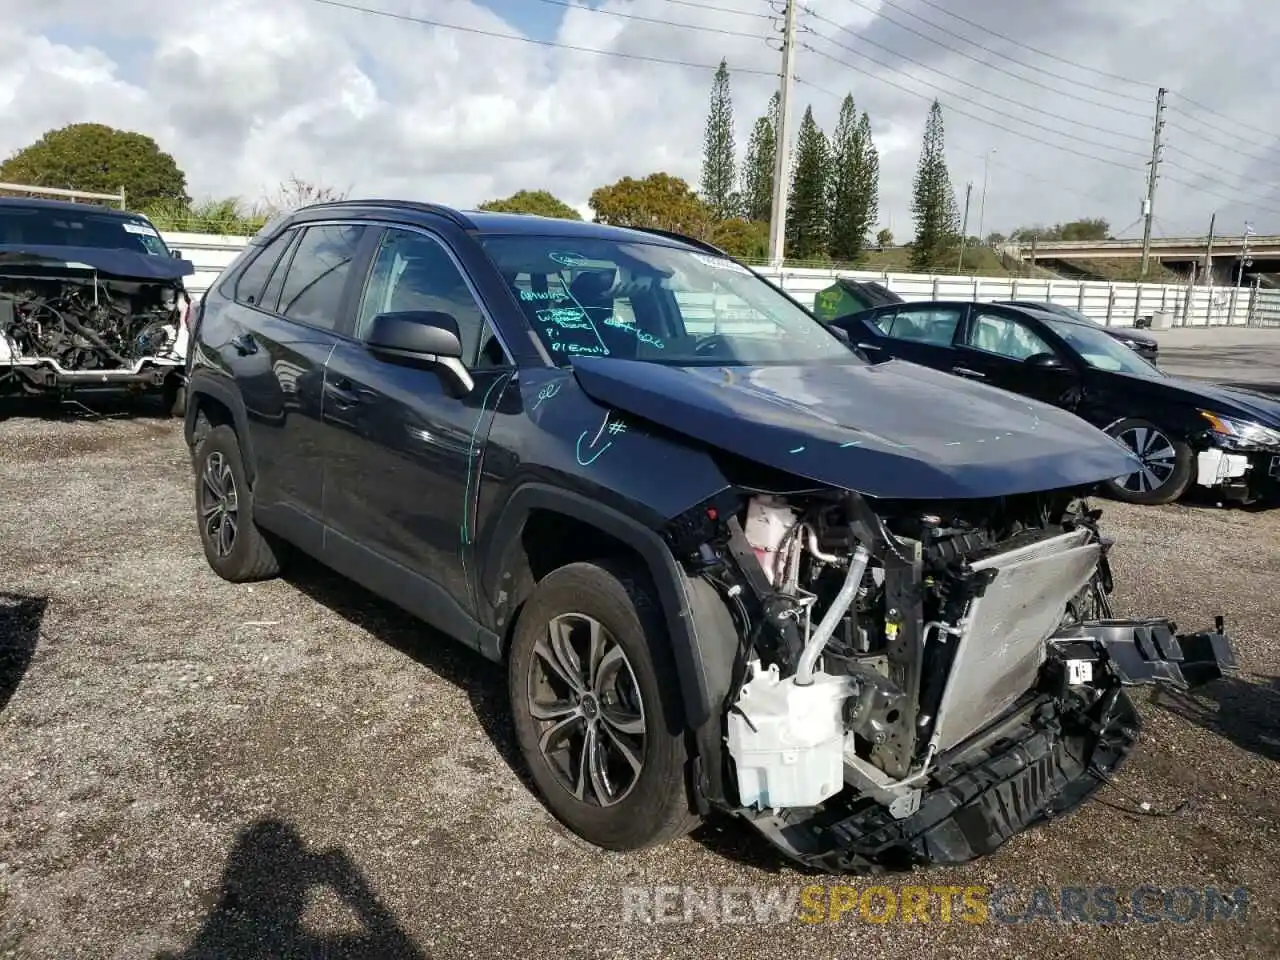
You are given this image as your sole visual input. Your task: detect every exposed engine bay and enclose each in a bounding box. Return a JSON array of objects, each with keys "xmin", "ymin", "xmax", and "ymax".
[
  {"xmin": 665, "ymin": 483, "xmax": 1237, "ymax": 873},
  {"xmin": 0, "ymin": 269, "xmax": 188, "ymax": 394}
]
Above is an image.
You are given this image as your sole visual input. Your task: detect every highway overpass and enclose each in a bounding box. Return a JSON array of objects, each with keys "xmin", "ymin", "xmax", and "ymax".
[{"xmin": 1009, "ymin": 235, "xmax": 1280, "ymax": 282}]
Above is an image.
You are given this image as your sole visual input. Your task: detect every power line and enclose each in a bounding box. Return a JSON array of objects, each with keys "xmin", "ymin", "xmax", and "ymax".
[
  {"xmin": 1170, "ymin": 91, "xmax": 1279, "ymax": 146},
  {"xmin": 529, "ymin": 0, "xmax": 766, "ymax": 39},
  {"xmin": 873, "ymin": 0, "xmax": 1153, "ymax": 88},
  {"xmin": 305, "ymin": 0, "xmax": 781, "ymax": 75},
  {"xmin": 801, "ymin": 31, "xmax": 1147, "ymax": 164},
  {"xmin": 803, "ymin": 8, "xmax": 1150, "ymax": 150},
  {"xmin": 797, "ymin": 44, "xmax": 1144, "ymax": 172},
  {"xmin": 795, "ymin": 75, "xmax": 1126, "ymax": 209},
  {"xmin": 653, "ymin": 0, "xmax": 778, "ymax": 20},
  {"xmin": 1167, "ymin": 105, "xmax": 1277, "ymax": 154},
  {"xmin": 823, "ymin": 0, "xmax": 1151, "ymax": 114},
  {"xmin": 1163, "ymin": 121, "xmax": 1276, "ymax": 168}
]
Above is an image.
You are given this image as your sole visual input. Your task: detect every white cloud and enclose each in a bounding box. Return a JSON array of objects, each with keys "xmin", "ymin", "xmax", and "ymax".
[{"xmin": 0, "ymin": 0, "xmax": 1276, "ymax": 238}]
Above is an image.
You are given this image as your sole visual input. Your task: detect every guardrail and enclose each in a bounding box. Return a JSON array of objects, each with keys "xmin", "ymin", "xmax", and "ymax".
[{"xmin": 163, "ymin": 231, "xmax": 1276, "ymax": 328}]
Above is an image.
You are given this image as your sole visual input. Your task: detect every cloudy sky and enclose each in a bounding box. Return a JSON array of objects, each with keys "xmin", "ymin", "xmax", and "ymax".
[{"xmin": 1, "ymin": 0, "xmax": 1277, "ymax": 241}]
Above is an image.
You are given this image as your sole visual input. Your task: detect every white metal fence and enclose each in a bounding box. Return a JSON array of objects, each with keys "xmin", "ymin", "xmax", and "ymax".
[{"xmin": 162, "ymin": 231, "xmax": 1280, "ymax": 329}]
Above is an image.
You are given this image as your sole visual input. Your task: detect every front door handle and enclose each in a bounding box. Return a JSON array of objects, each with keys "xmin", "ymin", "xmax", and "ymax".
[
  {"xmin": 324, "ymin": 377, "xmax": 362, "ymax": 406},
  {"xmin": 229, "ymin": 332, "xmax": 257, "ymax": 356},
  {"xmin": 856, "ymin": 342, "xmax": 883, "ymax": 352},
  {"xmin": 952, "ymin": 366, "xmax": 987, "ymax": 380}
]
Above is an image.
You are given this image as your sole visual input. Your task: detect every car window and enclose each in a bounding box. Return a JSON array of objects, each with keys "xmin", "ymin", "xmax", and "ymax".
[
  {"xmin": 276, "ymin": 224, "xmax": 366, "ymax": 331},
  {"xmin": 480, "ymin": 236, "xmax": 855, "ymax": 367},
  {"xmin": 966, "ymin": 311, "xmax": 1054, "ymax": 360},
  {"xmin": 234, "ymin": 229, "xmax": 296, "ymax": 307},
  {"xmin": 355, "ymin": 227, "xmax": 492, "ymax": 366},
  {"xmin": 0, "ymin": 205, "xmax": 170, "ymax": 256},
  {"xmin": 885, "ymin": 306, "xmax": 962, "ymax": 346}
]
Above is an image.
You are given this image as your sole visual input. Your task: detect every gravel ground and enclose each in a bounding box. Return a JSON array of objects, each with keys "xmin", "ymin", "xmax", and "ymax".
[{"xmin": 1, "ymin": 400, "xmax": 1278, "ymax": 960}]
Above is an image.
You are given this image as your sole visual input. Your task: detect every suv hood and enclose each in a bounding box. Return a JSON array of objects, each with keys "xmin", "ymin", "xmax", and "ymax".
[{"xmin": 570, "ymin": 357, "xmax": 1141, "ymax": 500}]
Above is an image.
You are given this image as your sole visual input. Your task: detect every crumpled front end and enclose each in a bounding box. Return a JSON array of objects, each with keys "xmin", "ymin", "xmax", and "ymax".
[{"xmin": 668, "ymin": 482, "xmax": 1237, "ymax": 873}]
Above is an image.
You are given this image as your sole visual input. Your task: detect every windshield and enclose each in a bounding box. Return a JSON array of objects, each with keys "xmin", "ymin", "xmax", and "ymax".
[
  {"xmin": 1045, "ymin": 318, "xmax": 1162, "ymax": 378},
  {"xmin": 0, "ymin": 206, "xmax": 171, "ymax": 257},
  {"xmin": 479, "ymin": 235, "xmax": 857, "ymax": 366}
]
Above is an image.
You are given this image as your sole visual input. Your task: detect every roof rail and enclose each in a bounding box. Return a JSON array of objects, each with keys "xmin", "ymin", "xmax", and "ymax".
[
  {"xmin": 295, "ymin": 198, "xmax": 474, "ymax": 230},
  {"xmin": 623, "ymin": 225, "xmax": 734, "ymax": 258}
]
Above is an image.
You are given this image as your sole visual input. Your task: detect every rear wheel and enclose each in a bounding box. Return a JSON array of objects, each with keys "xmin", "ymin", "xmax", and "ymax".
[
  {"xmin": 193, "ymin": 425, "xmax": 282, "ymax": 582},
  {"xmin": 507, "ymin": 561, "xmax": 700, "ymax": 850},
  {"xmin": 1102, "ymin": 417, "xmax": 1193, "ymax": 505}
]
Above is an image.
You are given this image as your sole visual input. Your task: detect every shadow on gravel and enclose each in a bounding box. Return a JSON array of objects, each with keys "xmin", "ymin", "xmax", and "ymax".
[
  {"xmin": 0, "ymin": 390, "xmax": 176, "ymax": 423},
  {"xmin": 0, "ymin": 592, "xmax": 46, "ymax": 713},
  {"xmin": 280, "ymin": 552, "xmax": 531, "ymax": 790},
  {"xmin": 157, "ymin": 818, "xmax": 427, "ymax": 960},
  {"xmin": 1152, "ymin": 675, "xmax": 1280, "ymax": 764}
]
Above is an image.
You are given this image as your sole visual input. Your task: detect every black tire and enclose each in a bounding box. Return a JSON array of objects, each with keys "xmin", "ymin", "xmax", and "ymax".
[
  {"xmin": 193, "ymin": 425, "xmax": 282, "ymax": 582},
  {"xmin": 508, "ymin": 560, "xmax": 700, "ymax": 851},
  {"xmin": 1102, "ymin": 417, "xmax": 1194, "ymax": 505}
]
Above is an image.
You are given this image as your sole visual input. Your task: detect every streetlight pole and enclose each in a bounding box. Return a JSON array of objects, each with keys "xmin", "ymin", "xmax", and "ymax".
[{"xmin": 977, "ymin": 148, "xmax": 996, "ymax": 245}]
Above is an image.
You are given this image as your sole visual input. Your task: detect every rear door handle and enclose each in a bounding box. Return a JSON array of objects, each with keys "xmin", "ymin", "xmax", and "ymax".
[
  {"xmin": 325, "ymin": 377, "xmax": 362, "ymax": 406},
  {"xmin": 952, "ymin": 366, "xmax": 986, "ymax": 380},
  {"xmin": 229, "ymin": 332, "xmax": 257, "ymax": 355}
]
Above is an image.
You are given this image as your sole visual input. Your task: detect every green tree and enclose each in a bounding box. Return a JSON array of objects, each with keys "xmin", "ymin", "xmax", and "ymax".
[
  {"xmin": 476, "ymin": 189, "xmax": 582, "ymax": 220},
  {"xmin": 876, "ymin": 227, "xmax": 894, "ymax": 247},
  {"xmin": 827, "ymin": 96, "xmax": 880, "ymax": 263},
  {"xmin": 1059, "ymin": 218, "xmax": 1111, "ymax": 240},
  {"xmin": 0, "ymin": 122, "xmax": 188, "ymax": 207},
  {"xmin": 1009, "ymin": 218, "xmax": 1110, "ymax": 243},
  {"xmin": 700, "ymin": 59, "xmax": 739, "ymax": 221},
  {"xmin": 785, "ymin": 106, "xmax": 830, "ymax": 261},
  {"xmin": 909, "ymin": 101, "xmax": 960, "ymax": 271},
  {"xmin": 740, "ymin": 91, "xmax": 779, "ymax": 224},
  {"xmin": 589, "ymin": 172, "xmax": 711, "ymax": 236},
  {"xmin": 709, "ymin": 217, "xmax": 769, "ymax": 260}
]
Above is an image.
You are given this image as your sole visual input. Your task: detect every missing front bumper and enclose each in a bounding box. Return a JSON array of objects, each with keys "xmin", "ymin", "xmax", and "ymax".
[{"xmin": 742, "ymin": 617, "xmax": 1237, "ymax": 875}]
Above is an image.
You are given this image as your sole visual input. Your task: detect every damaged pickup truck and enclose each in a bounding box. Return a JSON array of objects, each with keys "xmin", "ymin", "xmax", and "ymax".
[
  {"xmin": 184, "ymin": 202, "xmax": 1237, "ymax": 873},
  {"xmin": 0, "ymin": 197, "xmax": 193, "ymax": 410}
]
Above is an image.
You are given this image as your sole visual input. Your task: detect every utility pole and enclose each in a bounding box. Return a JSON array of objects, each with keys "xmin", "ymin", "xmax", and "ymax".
[
  {"xmin": 767, "ymin": 0, "xmax": 799, "ymax": 268},
  {"xmin": 1236, "ymin": 220, "xmax": 1254, "ymax": 288},
  {"xmin": 1201, "ymin": 212, "xmax": 1216, "ymax": 284},
  {"xmin": 1138, "ymin": 87, "xmax": 1167, "ymax": 279},
  {"xmin": 977, "ymin": 148, "xmax": 995, "ymax": 245},
  {"xmin": 956, "ymin": 181, "xmax": 973, "ymax": 273}
]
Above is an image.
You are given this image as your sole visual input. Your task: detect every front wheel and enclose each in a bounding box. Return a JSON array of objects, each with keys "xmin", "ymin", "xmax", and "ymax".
[
  {"xmin": 193, "ymin": 425, "xmax": 283, "ymax": 582},
  {"xmin": 1102, "ymin": 417, "xmax": 1194, "ymax": 505},
  {"xmin": 507, "ymin": 561, "xmax": 700, "ymax": 851}
]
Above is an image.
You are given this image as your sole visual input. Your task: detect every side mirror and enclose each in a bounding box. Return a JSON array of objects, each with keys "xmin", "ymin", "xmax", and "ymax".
[
  {"xmin": 1025, "ymin": 352, "xmax": 1066, "ymax": 370},
  {"xmin": 823, "ymin": 322, "xmax": 851, "ymax": 343},
  {"xmin": 366, "ymin": 311, "xmax": 473, "ymax": 394},
  {"xmin": 170, "ymin": 249, "xmax": 183, "ymax": 259}
]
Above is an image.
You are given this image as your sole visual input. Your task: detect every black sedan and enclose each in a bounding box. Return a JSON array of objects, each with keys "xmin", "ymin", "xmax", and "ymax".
[
  {"xmin": 831, "ymin": 299, "xmax": 1280, "ymax": 505},
  {"xmin": 996, "ymin": 299, "xmax": 1160, "ymax": 364}
]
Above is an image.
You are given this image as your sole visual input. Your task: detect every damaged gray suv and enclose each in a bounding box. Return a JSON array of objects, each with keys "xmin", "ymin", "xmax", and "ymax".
[{"xmin": 184, "ymin": 201, "xmax": 1237, "ymax": 873}]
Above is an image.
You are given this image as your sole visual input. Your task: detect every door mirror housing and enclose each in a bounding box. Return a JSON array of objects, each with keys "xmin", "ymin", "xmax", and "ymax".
[
  {"xmin": 823, "ymin": 322, "xmax": 851, "ymax": 343},
  {"xmin": 169, "ymin": 249, "xmax": 183, "ymax": 259},
  {"xmin": 1024, "ymin": 351, "xmax": 1066, "ymax": 370},
  {"xmin": 366, "ymin": 311, "xmax": 473, "ymax": 394}
]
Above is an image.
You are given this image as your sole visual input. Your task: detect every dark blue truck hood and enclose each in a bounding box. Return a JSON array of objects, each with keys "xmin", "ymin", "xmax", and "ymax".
[
  {"xmin": 0, "ymin": 244, "xmax": 194, "ymax": 282},
  {"xmin": 570, "ymin": 356, "xmax": 1142, "ymax": 500}
]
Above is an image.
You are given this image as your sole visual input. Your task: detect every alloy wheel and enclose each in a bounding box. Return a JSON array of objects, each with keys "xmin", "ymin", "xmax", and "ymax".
[
  {"xmin": 199, "ymin": 451, "xmax": 239, "ymax": 558},
  {"xmin": 1113, "ymin": 425, "xmax": 1178, "ymax": 495},
  {"xmin": 527, "ymin": 613, "xmax": 646, "ymax": 808}
]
